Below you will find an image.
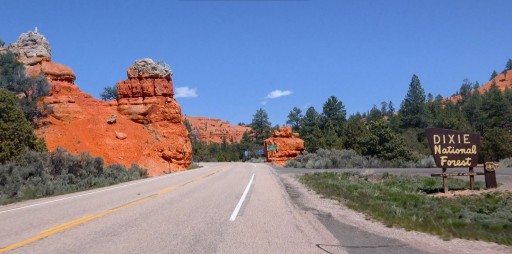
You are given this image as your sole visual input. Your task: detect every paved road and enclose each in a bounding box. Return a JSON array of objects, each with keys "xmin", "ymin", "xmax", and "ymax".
[
  {"xmin": 0, "ymin": 163, "xmax": 445, "ymax": 254},
  {"xmin": 0, "ymin": 163, "xmax": 342, "ymax": 253}
]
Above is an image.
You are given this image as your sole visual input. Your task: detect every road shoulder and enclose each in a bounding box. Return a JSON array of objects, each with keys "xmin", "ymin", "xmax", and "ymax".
[{"xmin": 275, "ymin": 170, "xmax": 512, "ymax": 254}]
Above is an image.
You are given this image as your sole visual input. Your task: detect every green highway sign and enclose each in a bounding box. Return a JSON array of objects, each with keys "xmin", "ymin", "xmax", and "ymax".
[{"xmin": 267, "ymin": 145, "xmax": 277, "ymax": 151}]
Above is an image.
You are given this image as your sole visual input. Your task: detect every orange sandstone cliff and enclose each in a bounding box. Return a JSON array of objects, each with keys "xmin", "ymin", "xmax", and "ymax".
[
  {"xmin": 479, "ymin": 70, "xmax": 512, "ymax": 93},
  {"xmin": 264, "ymin": 126, "xmax": 304, "ymax": 166},
  {"xmin": 449, "ymin": 69, "xmax": 512, "ymax": 102},
  {"xmin": 184, "ymin": 116, "xmax": 251, "ymax": 143},
  {"xmin": 8, "ymin": 30, "xmax": 191, "ymax": 176}
]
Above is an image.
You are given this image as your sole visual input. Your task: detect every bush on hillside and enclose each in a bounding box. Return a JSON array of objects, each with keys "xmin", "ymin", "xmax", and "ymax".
[{"xmin": 0, "ymin": 89, "xmax": 46, "ymax": 163}]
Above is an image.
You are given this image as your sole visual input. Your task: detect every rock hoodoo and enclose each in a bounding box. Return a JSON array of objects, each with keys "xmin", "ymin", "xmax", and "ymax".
[
  {"xmin": 184, "ymin": 116, "xmax": 251, "ymax": 143},
  {"xmin": 6, "ymin": 30, "xmax": 192, "ymax": 175},
  {"xmin": 264, "ymin": 126, "xmax": 304, "ymax": 166},
  {"xmin": 115, "ymin": 58, "xmax": 192, "ymax": 169}
]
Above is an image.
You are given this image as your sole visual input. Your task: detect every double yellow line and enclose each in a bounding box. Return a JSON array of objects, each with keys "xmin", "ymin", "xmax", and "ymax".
[{"xmin": 0, "ymin": 169, "xmax": 222, "ymax": 253}]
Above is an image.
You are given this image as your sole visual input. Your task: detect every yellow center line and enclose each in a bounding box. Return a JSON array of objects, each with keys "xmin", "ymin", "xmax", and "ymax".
[{"xmin": 0, "ymin": 168, "xmax": 225, "ymax": 253}]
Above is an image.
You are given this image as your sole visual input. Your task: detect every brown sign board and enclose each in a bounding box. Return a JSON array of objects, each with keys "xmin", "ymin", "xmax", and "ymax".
[{"xmin": 426, "ymin": 128, "xmax": 480, "ymax": 168}]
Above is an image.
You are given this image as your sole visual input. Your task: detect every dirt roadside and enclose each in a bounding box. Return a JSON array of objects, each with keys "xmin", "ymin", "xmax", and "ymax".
[{"xmin": 277, "ymin": 172, "xmax": 512, "ymax": 254}]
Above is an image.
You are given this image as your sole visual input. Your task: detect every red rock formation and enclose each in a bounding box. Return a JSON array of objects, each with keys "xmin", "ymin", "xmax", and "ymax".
[
  {"xmin": 7, "ymin": 30, "xmax": 192, "ymax": 176},
  {"xmin": 184, "ymin": 116, "xmax": 251, "ymax": 143},
  {"xmin": 115, "ymin": 58, "xmax": 192, "ymax": 170},
  {"xmin": 448, "ymin": 69, "xmax": 512, "ymax": 102},
  {"xmin": 479, "ymin": 70, "xmax": 512, "ymax": 93},
  {"xmin": 264, "ymin": 126, "xmax": 304, "ymax": 166}
]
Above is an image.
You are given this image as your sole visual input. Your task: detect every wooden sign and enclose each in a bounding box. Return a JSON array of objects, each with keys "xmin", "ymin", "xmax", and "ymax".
[{"xmin": 426, "ymin": 128, "xmax": 480, "ymax": 168}]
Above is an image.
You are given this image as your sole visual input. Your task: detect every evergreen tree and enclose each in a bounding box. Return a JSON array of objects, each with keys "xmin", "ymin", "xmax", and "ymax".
[
  {"xmin": 0, "ymin": 51, "xmax": 49, "ymax": 124},
  {"xmin": 286, "ymin": 107, "xmax": 303, "ymax": 132},
  {"xmin": 481, "ymin": 128, "xmax": 512, "ymax": 161},
  {"xmin": 300, "ymin": 107, "xmax": 325, "ymax": 152},
  {"xmin": 362, "ymin": 120, "xmax": 413, "ymax": 161},
  {"xmin": 458, "ymin": 79, "xmax": 473, "ymax": 106},
  {"xmin": 473, "ymin": 81, "xmax": 480, "ymax": 91},
  {"xmin": 387, "ymin": 101, "xmax": 395, "ymax": 116},
  {"xmin": 100, "ymin": 85, "xmax": 118, "ymax": 101},
  {"xmin": 380, "ymin": 101, "xmax": 388, "ymax": 116},
  {"xmin": 506, "ymin": 58, "xmax": 512, "ymax": 72},
  {"xmin": 462, "ymin": 89, "xmax": 482, "ymax": 131},
  {"xmin": 368, "ymin": 104, "xmax": 382, "ymax": 122},
  {"xmin": 490, "ymin": 70, "xmax": 498, "ymax": 81},
  {"xmin": 434, "ymin": 101, "xmax": 470, "ymax": 131},
  {"xmin": 0, "ymin": 51, "xmax": 25, "ymax": 91},
  {"xmin": 342, "ymin": 113, "xmax": 370, "ymax": 153},
  {"xmin": 479, "ymin": 83, "xmax": 512, "ymax": 133},
  {"xmin": 300, "ymin": 106, "xmax": 321, "ymax": 137},
  {"xmin": 250, "ymin": 108, "xmax": 271, "ymax": 145},
  {"xmin": 399, "ymin": 74, "xmax": 428, "ymax": 129},
  {"xmin": 321, "ymin": 95, "xmax": 346, "ymax": 137},
  {"xmin": 0, "ymin": 89, "xmax": 46, "ymax": 163}
]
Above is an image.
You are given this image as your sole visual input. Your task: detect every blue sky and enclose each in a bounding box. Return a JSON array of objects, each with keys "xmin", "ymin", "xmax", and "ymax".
[{"xmin": 1, "ymin": 0, "xmax": 511, "ymax": 125}]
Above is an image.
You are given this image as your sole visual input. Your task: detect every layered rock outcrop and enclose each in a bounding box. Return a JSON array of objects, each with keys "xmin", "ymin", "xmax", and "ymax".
[
  {"xmin": 115, "ymin": 59, "xmax": 192, "ymax": 169},
  {"xmin": 184, "ymin": 116, "xmax": 251, "ymax": 143},
  {"xmin": 264, "ymin": 126, "xmax": 304, "ymax": 166},
  {"xmin": 6, "ymin": 30, "xmax": 191, "ymax": 175}
]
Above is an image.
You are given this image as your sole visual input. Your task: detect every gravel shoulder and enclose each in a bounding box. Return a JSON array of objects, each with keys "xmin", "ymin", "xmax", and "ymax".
[{"xmin": 275, "ymin": 169, "xmax": 512, "ymax": 254}]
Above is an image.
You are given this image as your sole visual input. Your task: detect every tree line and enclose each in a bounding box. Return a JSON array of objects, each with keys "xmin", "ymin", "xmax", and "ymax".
[
  {"xmin": 183, "ymin": 58, "xmax": 512, "ymax": 164},
  {"xmin": 285, "ymin": 58, "xmax": 512, "ymax": 163}
]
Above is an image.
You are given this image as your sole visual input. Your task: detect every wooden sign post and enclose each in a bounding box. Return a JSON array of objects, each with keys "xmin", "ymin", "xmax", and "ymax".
[{"xmin": 426, "ymin": 128, "xmax": 481, "ymax": 193}]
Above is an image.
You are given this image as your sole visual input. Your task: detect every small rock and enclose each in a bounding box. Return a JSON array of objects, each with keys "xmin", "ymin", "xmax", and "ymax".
[
  {"xmin": 115, "ymin": 131, "xmax": 127, "ymax": 140},
  {"xmin": 107, "ymin": 115, "xmax": 117, "ymax": 124}
]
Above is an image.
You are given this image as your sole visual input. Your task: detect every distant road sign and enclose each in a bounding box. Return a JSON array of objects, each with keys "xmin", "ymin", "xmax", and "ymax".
[
  {"xmin": 267, "ymin": 145, "xmax": 277, "ymax": 151},
  {"xmin": 257, "ymin": 150, "xmax": 264, "ymax": 155}
]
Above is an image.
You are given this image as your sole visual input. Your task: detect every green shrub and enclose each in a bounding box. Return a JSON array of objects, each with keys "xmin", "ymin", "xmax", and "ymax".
[
  {"xmin": 0, "ymin": 89, "xmax": 46, "ymax": 163},
  {"xmin": 0, "ymin": 148, "xmax": 148, "ymax": 205},
  {"xmin": 285, "ymin": 148, "xmax": 435, "ymax": 169}
]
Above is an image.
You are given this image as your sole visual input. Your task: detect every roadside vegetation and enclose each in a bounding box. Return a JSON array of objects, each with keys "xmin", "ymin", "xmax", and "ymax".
[
  {"xmin": 0, "ymin": 148, "xmax": 147, "ymax": 205},
  {"xmin": 286, "ymin": 148, "xmax": 435, "ymax": 169},
  {"xmin": 282, "ymin": 59, "xmax": 512, "ymax": 168},
  {"xmin": 300, "ymin": 172, "xmax": 512, "ymax": 245},
  {"xmin": 0, "ymin": 47, "xmax": 147, "ymax": 205}
]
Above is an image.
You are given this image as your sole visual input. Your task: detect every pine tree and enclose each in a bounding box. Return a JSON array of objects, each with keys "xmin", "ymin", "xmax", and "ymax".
[
  {"xmin": 368, "ymin": 104, "xmax": 382, "ymax": 122},
  {"xmin": 479, "ymin": 83, "xmax": 512, "ymax": 133},
  {"xmin": 300, "ymin": 106, "xmax": 320, "ymax": 137},
  {"xmin": 399, "ymin": 74, "xmax": 427, "ymax": 129},
  {"xmin": 286, "ymin": 107, "xmax": 302, "ymax": 132},
  {"xmin": 505, "ymin": 58, "xmax": 512, "ymax": 72},
  {"xmin": 387, "ymin": 101, "xmax": 395, "ymax": 115},
  {"xmin": 250, "ymin": 108, "xmax": 271, "ymax": 145},
  {"xmin": 490, "ymin": 70, "xmax": 498, "ymax": 81},
  {"xmin": 321, "ymin": 96, "xmax": 346, "ymax": 137}
]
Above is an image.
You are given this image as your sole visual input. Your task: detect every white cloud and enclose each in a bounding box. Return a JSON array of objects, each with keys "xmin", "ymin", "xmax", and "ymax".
[
  {"xmin": 265, "ymin": 90, "xmax": 292, "ymax": 99},
  {"xmin": 260, "ymin": 101, "xmax": 268, "ymax": 106},
  {"xmin": 175, "ymin": 86, "xmax": 198, "ymax": 98}
]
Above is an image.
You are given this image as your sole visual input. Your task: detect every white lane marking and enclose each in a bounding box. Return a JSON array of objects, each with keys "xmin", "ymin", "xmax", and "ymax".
[
  {"xmin": 0, "ymin": 166, "xmax": 211, "ymax": 215},
  {"xmin": 230, "ymin": 173, "xmax": 255, "ymax": 221},
  {"xmin": 252, "ymin": 164, "xmax": 256, "ymax": 168}
]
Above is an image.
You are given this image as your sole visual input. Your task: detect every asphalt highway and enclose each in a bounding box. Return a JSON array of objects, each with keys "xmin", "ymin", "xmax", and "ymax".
[{"xmin": 0, "ymin": 163, "xmax": 344, "ymax": 254}]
